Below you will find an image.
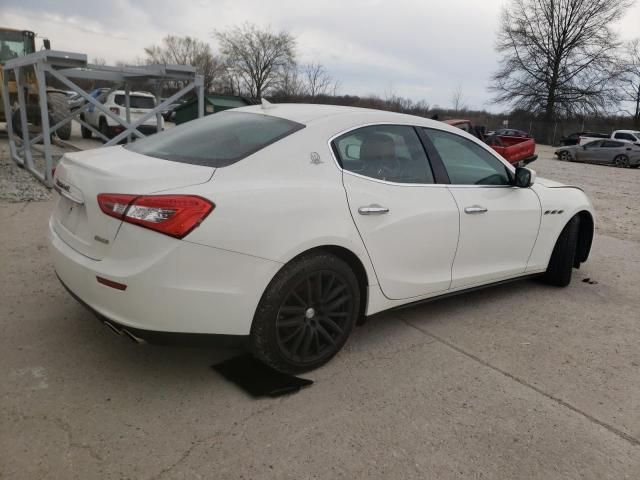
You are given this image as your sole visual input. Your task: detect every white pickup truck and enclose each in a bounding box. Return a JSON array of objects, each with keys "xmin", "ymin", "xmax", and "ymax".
[
  {"xmin": 80, "ymin": 89, "xmax": 164, "ymax": 140},
  {"xmin": 579, "ymin": 130, "xmax": 640, "ymax": 145}
]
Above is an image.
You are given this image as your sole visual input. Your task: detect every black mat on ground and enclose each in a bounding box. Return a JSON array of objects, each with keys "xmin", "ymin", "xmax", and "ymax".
[{"xmin": 212, "ymin": 354, "xmax": 313, "ymax": 398}]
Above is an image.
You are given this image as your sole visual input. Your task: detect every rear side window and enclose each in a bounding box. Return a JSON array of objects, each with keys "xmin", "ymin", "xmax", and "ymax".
[
  {"xmin": 333, "ymin": 125, "xmax": 434, "ymax": 184},
  {"xmin": 602, "ymin": 141, "xmax": 623, "ymax": 148},
  {"xmin": 126, "ymin": 111, "xmax": 305, "ymax": 167},
  {"xmin": 114, "ymin": 95, "xmax": 155, "ymax": 109}
]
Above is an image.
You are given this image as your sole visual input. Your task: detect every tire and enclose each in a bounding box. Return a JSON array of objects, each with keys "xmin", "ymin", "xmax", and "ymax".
[
  {"xmin": 613, "ymin": 155, "xmax": 629, "ymax": 168},
  {"xmin": 559, "ymin": 151, "xmax": 570, "ymax": 161},
  {"xmin": 99, "ymin": 118, "xmax": 110, "ymax": 142},
  {"xmin": 542, "ymin": 216, "xmax": 580, "ymax": 287},
  {"xmin": 10, "ymin": 108, "xmax": 23, "ymax": 139},
  {"xmin": 80, "ymin": 125, "xmax": 92, "ymax": 139},
  {"xmin": 47, "ymin": 92, "xmax": 71, "ymax": 140},
  {"xmin": 250, "ymin": 252, "xmax": 360, "ymax": 374}
]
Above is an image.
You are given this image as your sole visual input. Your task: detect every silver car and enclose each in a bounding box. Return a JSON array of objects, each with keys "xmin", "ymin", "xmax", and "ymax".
[{"xmin": 555, "ymin": 140, "xmax": 640, "ymax": 168}]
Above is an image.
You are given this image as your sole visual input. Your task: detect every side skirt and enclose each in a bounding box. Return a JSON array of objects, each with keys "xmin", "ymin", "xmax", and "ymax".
[{"xmin": 389, "ymin": 273, "xmax": 544, "ymax": 313}]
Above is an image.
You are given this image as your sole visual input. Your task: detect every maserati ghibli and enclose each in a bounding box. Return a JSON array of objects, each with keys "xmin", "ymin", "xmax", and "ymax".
[{"xmin": 50, "ymin": 104, "xmax": 594, "ymax": 373}]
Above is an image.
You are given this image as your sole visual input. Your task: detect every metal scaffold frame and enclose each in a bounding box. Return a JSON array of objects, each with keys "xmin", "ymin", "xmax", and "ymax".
[{"xmin": 1, "ymin": 50, "xmax": 204, "ymax": 187}]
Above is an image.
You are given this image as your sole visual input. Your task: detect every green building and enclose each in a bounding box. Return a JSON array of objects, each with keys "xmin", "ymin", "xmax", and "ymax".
[{"xmin": 174, "ymin": 94, "xmax": 254, "ymax": 124}]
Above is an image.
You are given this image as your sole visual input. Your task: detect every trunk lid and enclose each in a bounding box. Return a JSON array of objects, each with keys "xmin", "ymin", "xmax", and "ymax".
[{"xmin": 52, "ymin": 145, "xmax": 214, "ymax": 260}]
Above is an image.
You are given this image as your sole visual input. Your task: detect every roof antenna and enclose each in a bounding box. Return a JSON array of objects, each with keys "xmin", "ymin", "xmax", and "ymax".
[{"xmin": 261, "ymin": 97, "xmax": 275, "ymax": 110}]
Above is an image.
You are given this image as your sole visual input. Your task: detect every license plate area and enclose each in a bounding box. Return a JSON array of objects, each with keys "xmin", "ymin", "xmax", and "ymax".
[{"xmin": 55, "ymin": 195, "xmax": 86, "ymax": 236}]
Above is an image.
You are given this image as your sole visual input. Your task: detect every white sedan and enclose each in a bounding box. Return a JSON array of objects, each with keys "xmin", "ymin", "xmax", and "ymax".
[{"xmin": 49, "ymin": 104, "xmax": 595, "ymax": 373}]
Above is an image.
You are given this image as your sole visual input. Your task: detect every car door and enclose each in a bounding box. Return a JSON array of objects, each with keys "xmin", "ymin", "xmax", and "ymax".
[
  {"xmin": 576, "ymin": 140, "xmax": 602, "ymax": 163},
  {"xmin": 600, "ymin": 141, "xmax": 625, "ymax": 164},
  {"xmin": 421, "ymin": 128, "xmax": 541, "ymax": 289},
  {"xmin": 335, "ymin": 125, "xmax": 460, "ymax": 300}
]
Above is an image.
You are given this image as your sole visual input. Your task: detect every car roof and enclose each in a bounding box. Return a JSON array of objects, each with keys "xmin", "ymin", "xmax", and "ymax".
[
  {"xmin": 233, "ymin": 103, "xmax": 447, "ymax": 128},
  {"xmin": 111, "ymin": 90, "xmax": 154, "ymax": 97},
  {"xmin": 614, "ymin": 130, "xmax": 640, "ymax": 134}
]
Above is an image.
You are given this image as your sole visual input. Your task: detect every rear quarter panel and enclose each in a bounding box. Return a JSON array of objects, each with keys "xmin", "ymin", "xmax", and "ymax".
[{"xmin": 171, "ymin": 122, "xmax": 379, "ymax": 288}]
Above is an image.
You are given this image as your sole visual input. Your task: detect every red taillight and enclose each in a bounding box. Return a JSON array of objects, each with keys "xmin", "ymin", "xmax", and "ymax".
[
  {"xmin": 110, "ymin": 106, "xmax": 120, "ymax": 115},
  {"xmin": 97, "ymin": 194, "xmax": 214, "ymax": 239}
]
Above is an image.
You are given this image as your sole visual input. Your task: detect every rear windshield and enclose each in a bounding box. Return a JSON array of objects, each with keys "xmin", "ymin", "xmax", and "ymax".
[
  {"xmin": 125, "ymin": 111, "xmax": 305, "ymax": 167},
  {"xmin": 114, "ymin": 95, "xmax": 156, "ymax": 109}
]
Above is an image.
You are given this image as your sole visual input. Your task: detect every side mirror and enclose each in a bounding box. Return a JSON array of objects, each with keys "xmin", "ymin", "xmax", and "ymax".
[
  {"xmin": 43, "ymin": 38, "xmax": 51, "ymax": 50},
  {"xmin": 514, "ymin": 167, "xmax": 535, "ymax": 188}
]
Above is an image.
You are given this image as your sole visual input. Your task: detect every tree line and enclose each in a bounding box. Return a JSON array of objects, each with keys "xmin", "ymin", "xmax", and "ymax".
[
  {"xmin": 113, "ymin": 0, "xmax": 640, "ymax": 130},
  {"xmin": 142, "ymin": 23, "xmax": 339, "ymax": 100}
]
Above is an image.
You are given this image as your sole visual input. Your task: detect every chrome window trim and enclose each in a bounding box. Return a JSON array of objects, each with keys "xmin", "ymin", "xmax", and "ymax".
[{"xmin": 327, "ymin": 121, "xmax": 518, "ymax": 189}]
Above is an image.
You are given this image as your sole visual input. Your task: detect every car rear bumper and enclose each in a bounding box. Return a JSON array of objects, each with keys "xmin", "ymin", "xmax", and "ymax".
[{"xmin": 49, "ymin": 216, "xmax": 282, "ymax": 337}]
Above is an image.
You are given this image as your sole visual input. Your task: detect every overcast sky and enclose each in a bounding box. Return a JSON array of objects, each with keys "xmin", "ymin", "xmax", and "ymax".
[{"xmin": 4, "ymin": 0, "xmax": 640, "ymax": 110}]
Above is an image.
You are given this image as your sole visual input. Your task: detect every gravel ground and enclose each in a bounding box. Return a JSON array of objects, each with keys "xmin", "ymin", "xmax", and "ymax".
[
  {"xmin": 0, "ymin": 121, "xmax": 168, "ymax": 203},
  {"xmin": 0, "ymin": 131, "xmax": 52, "ymax": 203},
  {"xmin": 2, "ymin": 129, "xmax": 640, "ymax": 479}
]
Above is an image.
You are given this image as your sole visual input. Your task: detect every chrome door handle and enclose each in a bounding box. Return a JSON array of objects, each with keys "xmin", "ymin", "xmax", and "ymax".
[
  {"xmin": 358, "ymin": 204, "xmax": 389, "ymax": 215},
  {"xmin": 464, "ymin": 205, "xmax": 488, "ymax": 214}
]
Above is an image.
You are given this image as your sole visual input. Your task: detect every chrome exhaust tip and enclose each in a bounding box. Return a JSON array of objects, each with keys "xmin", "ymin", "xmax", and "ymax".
[
  {"xmin": 122, "ymin": 328, "xmax": 146, "ymax": 345},
  {"xmin": 103, "ymin": 320, "xmax": 123, "ymax": 336}
]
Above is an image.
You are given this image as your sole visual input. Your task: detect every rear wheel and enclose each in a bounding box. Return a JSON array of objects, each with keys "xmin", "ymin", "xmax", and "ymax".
[
  {"xmin": 10, "ymin": 109, "xmax": 23, "ymax": 139},
  {"xmin": 613, "ymin": 155, "xmax": 629, "ymax": 168},
  {"xmin": 250, "ymin": 252, "xmax": 360, "ymax": 374},
  {"xmin": 47, "ymin": 92, "xmax": 72, "ymax": 140},
  {"xmin": 542, "ymin": 216, "xmax": 580, "ymax": 287},
  {"xmin": 80, "ymin": 115, "xmax": 92, "ymax": 139},
  {"xmin": 99, "ymin": 118, "xmax": 110, "ymax": 142}
]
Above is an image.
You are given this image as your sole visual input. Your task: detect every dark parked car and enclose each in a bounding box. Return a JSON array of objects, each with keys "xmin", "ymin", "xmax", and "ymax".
[
  {"xmin": 559, "ymin": 132, "xmax": 608, "ymax": 146},
  {"xmin": 492, "ymin": 128, "xmax": 531, "ymax": 138}
]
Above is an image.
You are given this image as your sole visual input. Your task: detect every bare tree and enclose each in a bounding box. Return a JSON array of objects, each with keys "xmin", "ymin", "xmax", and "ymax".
[
  {"xmin": 451, "ymin": 84, "xmax": 466, "ymax": 112},
  {"xmin": 214, "ymin": 23, "xmax": 296, "ymax": 99},
  {"xmin": 275, "ymin": 66, "xmax": 305, "ymax": 97},
  {"xmin": 144, "ymin": 35, "xmax": 225, "ymax": 92},
  {"xmin": 491, "ymin": 0, "xmax": 631, "ymax": 121},
  {"xmin": 620, "ymin": 39, "xmax": 640, "ymax": 122},
  {"xmin": 302, "ymin": 63, "xmax": 335, "ymax": 97}
]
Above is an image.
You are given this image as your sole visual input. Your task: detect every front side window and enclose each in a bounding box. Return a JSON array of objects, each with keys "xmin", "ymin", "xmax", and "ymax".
[
  {"xmin": 584, "ymin": 140, "xmax": 602, "ymax": 148},
  {"xmin": 126, "ymin": 111, "xmax": 304, "ymax": 167},
  {"xmin": 0, "ymin": 31, "xmax": 34, "ymax": 62},
  {"xmin": 423, "ymin": 128, "xmax": 512, "ymax": 186},
  {"xmin": 333, "ymin": 125, "xmax": 434, "ymax": 184}
]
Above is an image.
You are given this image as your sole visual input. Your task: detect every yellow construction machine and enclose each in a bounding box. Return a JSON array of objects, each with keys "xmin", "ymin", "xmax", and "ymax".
[{"xmin": 0, "ymin": 27, "xmax": 71, "ymax": 139}]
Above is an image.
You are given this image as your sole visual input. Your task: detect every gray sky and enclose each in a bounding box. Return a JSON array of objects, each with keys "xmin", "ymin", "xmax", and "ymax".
[{"xmin": 4, "ymin": 0, "xmax": 640, "ymax": 110}]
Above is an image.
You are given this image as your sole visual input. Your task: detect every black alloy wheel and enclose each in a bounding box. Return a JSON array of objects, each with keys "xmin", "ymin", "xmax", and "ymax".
[
  {"xmin": 250, "ymin": 252, "xmax": 360, "ymax": 374},
  {"xmin": 275, "ymin": 270, "xmax": 354, "ymax": 365}
]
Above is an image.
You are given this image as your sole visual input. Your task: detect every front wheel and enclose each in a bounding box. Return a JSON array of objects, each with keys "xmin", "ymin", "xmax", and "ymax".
[
  {"xmin": 542, "ymin": 216, "xmax": 580, "ymax": 287},
  {"xmin": 559, "ymin": 151, "xmax": 570, "ymax": 161},
  {"xmin": 250, "ymin": 252, "xmax": 360, "ymax": 374},
  {"xmin": 47, "ymin": 92, "xmax": 72, "ymax": 140}
]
